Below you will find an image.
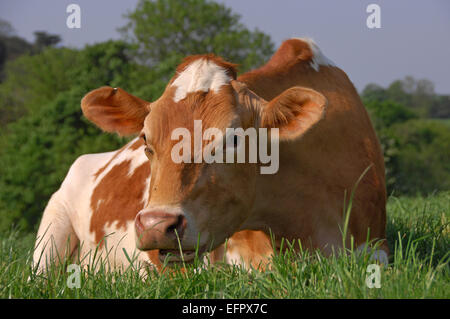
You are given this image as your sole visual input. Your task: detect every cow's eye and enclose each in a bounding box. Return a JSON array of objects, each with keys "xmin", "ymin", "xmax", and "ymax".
[{"xmin": 144, "ymin": 146, "xmax": 154, "ymax": 158}]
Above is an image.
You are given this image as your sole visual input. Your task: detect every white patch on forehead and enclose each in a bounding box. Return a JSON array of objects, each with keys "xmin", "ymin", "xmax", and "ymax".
[
  {"xmin": 171, "ymin": 58, "xmax": 232, "ymax": 102},
  {"xmin": 294, "ymin": 37, "xmax": 336, "ymax": 71}
]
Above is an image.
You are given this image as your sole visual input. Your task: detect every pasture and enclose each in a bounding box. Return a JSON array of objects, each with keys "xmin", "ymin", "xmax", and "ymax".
[{"xmin": 1, "ymin": 192, "xmax": 448, "ymax": 299}]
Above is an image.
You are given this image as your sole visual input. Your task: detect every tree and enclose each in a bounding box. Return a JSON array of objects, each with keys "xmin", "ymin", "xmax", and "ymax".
[
  {"xmin": 363, "ymin": 99, "xmax": 418, "ymax": 192},
  {"xmin": 0, "ymin": 47, "xmax": 79, "ymax": 125},
  {"xmin": 386, "ymin": 80, "xmax": 412, "ymax": 110},
  {"xmin": 0, "ymin": 20, "xmax": 32, "ymax": 81},
  {"xmin": 363, "ymin": 94, "xmax": 450, "ymax": 195},
  {"xmin": 33, "ymin": 31, "xmax": 61, "ymax": 53},
  {"xmin": 73, "ymin": 40, "xmax": 137, "ymax": 91},
  {"xmin": 0, "ymin": 88, "xmax": 127, "ymax": 231},
  {"xmin": 364, "ymin": 99, "xmax": 417, "ymax": 129},
  {"xmin": 0, "ymin": 19, "xmax": 15, "ymax": 37},
  {"xmin": 386, "ymin": 120, "xmax": 450, "ymax": 195},
  {"xmin": 430, "ymin": 95, "xmax": 450, "ymax": 118},
  {"xmin": 362, "ymin": 76, "xmax": 448, "ymax": 119},
  {"xmin": 0, "ymin": 40, "xmax": 141, "ymax": 231},
  {"xmin": 120, "ymin": 0, "xmax": 274, "ymax": 73},
  {"xmin": 361, "ymin": 83, "xmax": 388, "ymax": 103}
]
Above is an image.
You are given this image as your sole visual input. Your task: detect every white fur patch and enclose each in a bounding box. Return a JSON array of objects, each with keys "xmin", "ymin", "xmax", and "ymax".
[
  {"xmin": 294, "ymin": 37, "xmax": 336, "ymax": 71},
  {"xmin": 171, "ymin": 58, "xmax": 232, "ymax": 102},
  {"xmin": 53, "ymin": 138, "xmax": 154, "ymax": 270}
]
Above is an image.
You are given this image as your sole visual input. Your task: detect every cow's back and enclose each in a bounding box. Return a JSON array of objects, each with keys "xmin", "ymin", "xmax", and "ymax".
[{"xmin": 238, "ymin": 38, "xmax": 387, "ymax": 252}]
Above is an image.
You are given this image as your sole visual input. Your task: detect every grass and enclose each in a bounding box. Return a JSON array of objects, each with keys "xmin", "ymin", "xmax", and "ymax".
[{"xmin": 0, "ymin": 192, "xmax": 448, "ymax": 298}]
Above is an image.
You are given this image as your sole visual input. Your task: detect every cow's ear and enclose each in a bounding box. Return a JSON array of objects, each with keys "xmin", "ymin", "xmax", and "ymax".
[
  {"xmin": 260, "ymin": 86, "xmax": 327, "ymax": 140},
  {"xmin": 81, "ymin": 86, "xmax": 150, "ymax": 136}
]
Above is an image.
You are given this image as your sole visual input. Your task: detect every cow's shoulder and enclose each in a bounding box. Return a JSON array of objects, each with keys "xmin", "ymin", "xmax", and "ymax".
[
  {"xmin": 87, "ymin": 138, "xmax": 151, "ymax": 243},
  {"xmin": 56, "ymin": 151, "xmax": 113, "ymax": 202},
  {"xmin": 63, "ymin": 138, "xmax": 145, "ymax": 186},
  {"xmin": 57, "ymin": 138, "xmax": 146, "ymax": 213}
]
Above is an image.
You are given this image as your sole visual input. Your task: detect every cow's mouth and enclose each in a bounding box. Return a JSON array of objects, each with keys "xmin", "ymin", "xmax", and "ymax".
[{"xmin": 159, "ymin": 247, "xmax": 206, "ymax": 263}]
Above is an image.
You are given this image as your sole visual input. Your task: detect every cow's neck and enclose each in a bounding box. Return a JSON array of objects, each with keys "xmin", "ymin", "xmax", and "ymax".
[{"xmin": 237, "ymin": 62, "xmax": 363, "ymax": 243}]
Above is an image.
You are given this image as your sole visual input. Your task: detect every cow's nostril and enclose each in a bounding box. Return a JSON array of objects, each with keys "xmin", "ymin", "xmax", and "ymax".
[{"xmin": 166, "ymin": 214, "xmax": 186, "ymax": 239}]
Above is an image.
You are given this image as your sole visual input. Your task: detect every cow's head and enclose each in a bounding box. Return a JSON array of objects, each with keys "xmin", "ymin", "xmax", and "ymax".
[{"xmin": 82, "ymin": 54, "xmax": 327, "ymax": 262}]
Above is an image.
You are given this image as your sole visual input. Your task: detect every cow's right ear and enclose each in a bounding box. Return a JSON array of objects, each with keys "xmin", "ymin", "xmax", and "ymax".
[{"xmin": 81, "ymin": 86, "xmax": 150, "ymax": 136}]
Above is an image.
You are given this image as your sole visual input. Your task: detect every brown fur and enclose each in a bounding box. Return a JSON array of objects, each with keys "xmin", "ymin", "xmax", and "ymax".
[
  {"xmin": 90, "ymin": 160, "xmax": 151, "ymax": 244},
  {"xmin": 238, "ymin": 39, "xmax": 387, "ymax": 252},
  {"xmin": 93, "ymin": 145, "xmax": 127, "ymax": 180},
  {"xmin": 83, "ymin": 41, "xmax": 388, "ymax": 267},
  {"xmin": 81, "ymin": 87, "xmax": 150, "ymax": 136}
]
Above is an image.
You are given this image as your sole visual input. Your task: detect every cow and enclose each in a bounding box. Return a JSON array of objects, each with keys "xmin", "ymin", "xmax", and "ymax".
[
  {"xmin": 31, "ymin": 59, "xmax": 280, "ymax": 274},
  {"xmin": 32, "ymin": 37, "xmax": 388, "ymax": 274},
  {"xmin": 32, "ymin": 132, "xmax": 273, "ymax": 273}
]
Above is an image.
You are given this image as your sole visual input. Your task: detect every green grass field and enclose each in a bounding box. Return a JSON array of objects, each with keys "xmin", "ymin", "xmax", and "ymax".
[{"xmin": 1, "ymin": 192, "xmax": 448, "ymax": 299}]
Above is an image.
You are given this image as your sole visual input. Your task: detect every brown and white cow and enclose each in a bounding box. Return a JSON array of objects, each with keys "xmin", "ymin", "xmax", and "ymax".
[
  {"xmin": 32, "ymin": 132, "xmax": 271, "ymax": 272},
  {"xmin": 33, "ymin": 37, "xmax": 388, "ymax": 273}
]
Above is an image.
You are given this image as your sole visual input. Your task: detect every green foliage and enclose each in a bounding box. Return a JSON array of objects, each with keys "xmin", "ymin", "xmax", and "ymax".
[
  {"xmin": 385, "ymin": 120, "xmax": 450, "ymax": 195},
  {"xmin": 365, "ymin": 99, "xmax": 417, "ymax": 128},
  {"xmin": 365, "ymin": 97, "xmax": 450, "ymax": 195},
  {"xmin": 360, "ymin": 83, "xmax": 386, "ymax": 102},
  {"xmin": 1, "ymin": 193, "xmax": 448, "ymax": 298},
  {"xmin": 120, "ymin": 0, "xmax": 274, "ymax": 73},
  {"xmin": 0, "ymin": 48, "xmax": 79, "ymax": 125},
  {"xmin": 0, "ymin": 40, "xmax": 140, "ymax": 231},
  {"xmin": 74, "ymin": 40, "xmax": 137, "ymax": 91},
  {"xmin": 0, "ymin": 21, "xmax": 62, "ymax": 82},
  {"xmin": 32, "ymin": 31, "xmax": 61, "ymax": 53},
  {"xmin": 430, "ymin": 95, "xmax": 450, "ymax": 118},
  {"xmin": 386, "ymin": 192, "xmax": 449, "ymax": 264},
  {"xmin": 0, "ymin": 88, "xmax": 127, "ymax": 231},
  {"xmin": 0, "ymin": 40, "xmax": 141, "ymax": 127},
  {"xmin": 0, "ymin": 35, "xmax": 32, "ymax": 80},
  {"xmin": 363, "ymin": 77, "xmax": 450, "ymax": 195},
  {"xmin": 362, "ymin": 76, "xmax": 449, "ymax": 119}
]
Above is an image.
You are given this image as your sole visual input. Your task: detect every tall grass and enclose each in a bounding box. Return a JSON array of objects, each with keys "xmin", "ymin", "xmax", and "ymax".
[{"xmin": 0, "ymin": 192, "xmax": 448, "ymax": 298}]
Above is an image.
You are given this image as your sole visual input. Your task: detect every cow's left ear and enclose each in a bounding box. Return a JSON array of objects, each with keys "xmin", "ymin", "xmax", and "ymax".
[
  {"xmin": 231, "ymin": 81, "xmax": 327, "ymax": 140},
  {"xmin": 260, "ymin": 86, "xmax": 327, "ymax": 140},
  {"xmin": 81, "ymin": 86, "xmax": 150, "ymax": 136}
]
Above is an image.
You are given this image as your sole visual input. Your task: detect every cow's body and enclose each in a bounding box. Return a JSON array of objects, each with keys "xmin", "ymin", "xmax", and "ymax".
[
  {"xmin": 33, "ymin": 130, "xmax": 271, "ymax": 272},
  {"xmin": 33, "ymin": 37, "xmax": 388, "ymax": 273},
  {"xmin": 33, "ymin": 137, "xmax": 157, "ymax": 271},
  {"xmin": 236, "ymin": 39, "xmax": 387, "ymax": 254}
]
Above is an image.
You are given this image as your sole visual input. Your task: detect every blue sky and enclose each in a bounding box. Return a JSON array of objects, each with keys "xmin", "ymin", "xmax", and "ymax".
[{"xmin": 0, "ymin": 0, "xmax": 449, "ymax": 93}]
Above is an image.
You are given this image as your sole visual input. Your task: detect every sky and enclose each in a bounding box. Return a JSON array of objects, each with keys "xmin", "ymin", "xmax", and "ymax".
[{"xmin": 0, "ymin": 0, "xmax": 449, "ymax": 94}]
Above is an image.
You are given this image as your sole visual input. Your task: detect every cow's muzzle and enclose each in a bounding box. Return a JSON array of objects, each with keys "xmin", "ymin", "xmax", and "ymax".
[{"xmin": 135, "ymin": 210, "xmax": 187, "ymax": 251}]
